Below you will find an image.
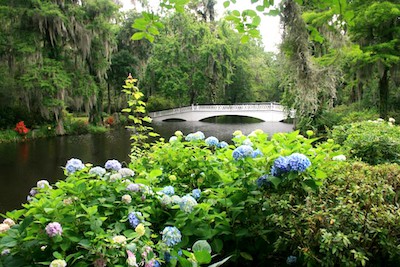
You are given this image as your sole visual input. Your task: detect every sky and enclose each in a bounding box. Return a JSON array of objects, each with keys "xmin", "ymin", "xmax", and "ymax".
[{"xmin": 120, "ymin": 0, "xmax": 282, "ymax": 52}]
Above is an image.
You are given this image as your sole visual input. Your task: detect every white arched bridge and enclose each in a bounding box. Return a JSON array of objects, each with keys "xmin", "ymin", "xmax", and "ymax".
[{"xmin": 149, "ymin": 102, "xmax": 293, "ymax": 122}]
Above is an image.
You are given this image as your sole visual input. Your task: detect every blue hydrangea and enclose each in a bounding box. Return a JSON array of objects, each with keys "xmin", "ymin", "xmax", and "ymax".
[
  {"xmin": 271, "ymin": 156, "xmax": 290, "ymax": 176},
  {"xmin": 89, "ymin": 166, "xmax": 106, "ymax": 177},
  {"xmin": 205, "ymin": 136, "xmax": 219, "ymax": 146},
  {"xmin": 287, "ymin": 153, "xmax": 311, "ymax": 172},
  {"xmin": 171, "ymin": 195, "xmax": 181, "ymax": 204},
  {"xmin": 286, "ymin": 255, "xmax": 297, "ymax": 265},
  {"xmin": 185, "ymin": 131, "xmax": 205, "ymax": 141},
  {"xmin": 242, "ymin": 138, "xmax": 253, "ymax": 146},
  {"xmin": 218, "ymin": 141, "xmax": 228, "ymax": 148},
  {"xmin": 162, "ymin": 226, "xmax": 182, "ymax": 246},
  {"xmin": 65, "ymin": 158, "xmax": 85, "ymax": 174},
  {"xmin": 192, "ymin": 189, "xmax": 201, "ymax": 199},
  {"xmin": 185, "ymin": 133, "xmax": 195, "ymax": 141},
  {"xmin": 169, "ymin": 136, "xmax": 178, "ymax": 143},
  {"xmin": 160, "ymin": 194, "xmax": 172, "ymax": 206},
  {"xmin": 161, "ymin": 186, "xmax": 175, "ymax": 196},
  {"xmin": 232, "ymin": 145, "xmax": 254, "ymax": 160},
  {"xmin": 256, "ymin": 174, "xmax": 272, "ymax": 188},
  {"xmin": 251, "ymin": 149, "xmax": 263, "ymax": 158},
  {"xmin": 128, "ymin": 212, "xmax": 142, "ymax": 228},
  {"xmin": 179, "ymin": 195, "xmax": 198, "ymax": 213},
  {"xmin": 105, "ymin": 159, "xmax": 122, "ymax": 171}
]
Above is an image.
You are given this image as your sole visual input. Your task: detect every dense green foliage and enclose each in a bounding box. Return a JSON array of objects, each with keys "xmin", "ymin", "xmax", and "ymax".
[{"xmin": 332, "ymin": 118, "xmax": 400, "ymax": 165}]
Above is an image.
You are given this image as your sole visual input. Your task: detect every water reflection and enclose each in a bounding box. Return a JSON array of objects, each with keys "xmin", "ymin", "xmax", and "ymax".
[{"xmin": 0, "ymin": 119, "xmax": 292, "ymax": 213}]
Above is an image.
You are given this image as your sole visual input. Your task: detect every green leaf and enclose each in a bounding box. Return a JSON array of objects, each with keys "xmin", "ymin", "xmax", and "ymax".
[
  {"xmin": 131, "ymin": 32, "xmax": 145, "ymax": 41},
  {"xmin": 192, "ymin": 240, "xmax": 212, "ymax": 253},
  {"xmin": 194, "ymin": 250, "xmax": 212, "ymax": 264},
  {"xmin": 223, "ymin": 1, "xmax": 230, "ymax": 8},
  {"xmin": 149, "ymin": 169, "xmax": 162, "ymax": 179},
  {"xmin": 53, "ymin": 251, "xmax": 63, "ymax": 259},
  {"xmin": 268, "ymin": 176, "xmax": 281, "ymax": 188},
  {"xmin": 240, "ymin": 251, "xmax": 253, "ymax": 261},
  {"xmin": 315, "ymin": 169, "xmax": 327, "ymax": 179},
  {"xmin": 231, "ymin": 10, "xmax": 240, "ymax": 17},
  {"xmin": 240, "ymin": 35, "xmax": 250, "ymax": 43},
  {"xmin": 256, "ymin": 5, "xmax": 265, "ymax": 12},
  {"xmin": 211, "ymin": 238, "xmax": 224, "ymax": 253}
]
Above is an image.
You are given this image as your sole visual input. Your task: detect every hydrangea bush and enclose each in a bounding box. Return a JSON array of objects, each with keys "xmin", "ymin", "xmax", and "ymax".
[{"xmin": 2, "ymin": 128, "xmax": 400, "ymax": 266}]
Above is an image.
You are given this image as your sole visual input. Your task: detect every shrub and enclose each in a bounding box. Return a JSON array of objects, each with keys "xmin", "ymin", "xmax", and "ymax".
[
  {"xmin": 331, "ymin": 119, "xmax": 400, "ymax": 164},
  {"xmin": 0, "ymin": 130, "xmax": 342, "ymax": 266},
  {"xmin": 0, "ymin": 160, "xmax": 216, "ymax": 266},
  {"xmin": 0, "ymin": 129, "xmax": 20, "ymax": 143},
  {"xmin": 263, "ymin": 162, "xmax": 400, "ymax": 266}
]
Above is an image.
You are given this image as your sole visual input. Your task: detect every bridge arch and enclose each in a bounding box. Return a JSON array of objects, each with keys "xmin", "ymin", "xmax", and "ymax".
[{"xmin": 149, "ymin": 103, "xmax": 290, "ymax": 122}]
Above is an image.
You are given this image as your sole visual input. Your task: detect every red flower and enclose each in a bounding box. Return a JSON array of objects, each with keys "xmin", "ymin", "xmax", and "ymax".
[{"xmin": 14, "ymin": 121, "xmax": 29, "ymax": 135}]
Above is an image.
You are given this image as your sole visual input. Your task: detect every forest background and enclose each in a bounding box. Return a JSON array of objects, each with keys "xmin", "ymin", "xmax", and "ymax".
[{"xmin": 0, "ymin": 0, "xmax": 399, "ymax": 137}]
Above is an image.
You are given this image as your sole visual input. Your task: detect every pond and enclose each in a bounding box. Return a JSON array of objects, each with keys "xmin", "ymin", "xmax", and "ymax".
[{"xmin": 0, "ymin": 118, "xmax": 293, "ymax": 213}]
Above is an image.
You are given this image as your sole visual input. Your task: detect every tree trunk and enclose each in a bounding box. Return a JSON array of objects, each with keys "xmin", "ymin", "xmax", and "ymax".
[{"xmin": 379, "ymin": 67, "xmax": 389, "ymax": 119}]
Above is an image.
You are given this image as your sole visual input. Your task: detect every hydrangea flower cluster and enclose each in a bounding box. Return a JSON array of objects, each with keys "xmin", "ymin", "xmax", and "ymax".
[
  {"xmin": 179, "ymin": 195, "xmax": 198, "ymax": 213},
  {"xmin": 287, "ymin": 153, "xmax": 312, "ymax": 172},
  {"xmin": 185, "ymin": 131, "xmax": 205, "ymax": 141},
  {"xmin": 252, "ymin": 149, "xmax": 263, "ymax": 158},
  {"xmin": 218, "ymin": 141, "xmax": 228, "ymax": 148},
  {"xmin": 49, "ymin": 259, "xmax": 67, "ymax": 267},
  {"xmin": 271, "ymin": 156, "xmax": 289, "ymax": 176},
  {"xmin": 160, "ymin": 194, "xmax": 172, "ymax": 206},
  {"xmin": 128, "ymin": 212, "xmax": 142, "ymax": 228},
  {"xmin": 119, "ymin": 168, "xmax": 135, "ymax": 177},
  {"xmin": 192, "ymin": 188, "xmax": 201, "ymax": 199},
  {"xmin": 242, "ymin": 138, "xmax": 253, "ymax": 147},
  {"xmin": 205, "ymin": 136, "xmax": 219, "ymax": 146},
  {"xmin": 109, "ymin": 173, "xmax": 122, "ymax": 182},
  {"xmin": 105, "ymin": 159, "xmax": 122, "ymax": 171},
  {"xmin": 0, "ymin": 223, "xmax": 10, "ymax": 233},
  {"xmin": 89, "ymin": 166, "xmax": 106, "ymax": 177},
  {"xmin": 169, "ymin": 136, "xmax": 178, "ymax": 143},
  {"xmin": 127, "ymin": 183, "xmax": 140, "ymax": 192},
  {"xmin": 161, "ymin": 186, "xmax": 175, "ymax": 196},
  {"xmin": 122, "ymin": 194, "xmax": 132, "ymax": 204},
  {"xmin": 271, "ymin": 153, "xmax": 311, "ymax": 176},
  {"xmin": 126, "ymin": 250, "xmax": 137, "ymax": 266},
  {"xmin": 232, "ymin": 145, "xmax": 254, "ymax": 160},
  {"xmin": 162, "ymin": 226, "xmax": 182, "ymax": 246},
  {"xmin": 256, "ymin": 174, "xmax": 272, "ymax": 188},
  {"xmin": 145, "ymin": 259, "xmax": 160, "ymax": 267},
  {"xmin": 65, "ymin": 158, "xmax": 85, "ymax": 174},
  {"xmin": 112, "ymin": 235, "xmax": 127, "ymax": 245},
  {"xmin": 332, "ymin": 155, "xmax": 346, "ymax": 161},
  {"xmin": 37, "ymin": 179, "xmax": 51, "ymax": 189},
  {"xmin": 45, "ymin": 222, "xmax": 63, "ymax": 237},
  {"xmin": 286, "ymin": 255, "xmax": 297, "ymax": 265}
]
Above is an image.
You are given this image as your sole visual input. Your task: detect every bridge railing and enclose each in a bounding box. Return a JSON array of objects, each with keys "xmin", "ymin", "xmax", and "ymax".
[{"xmin": 149, "ymin": 102, "xmax": 284, "ymax": 118}]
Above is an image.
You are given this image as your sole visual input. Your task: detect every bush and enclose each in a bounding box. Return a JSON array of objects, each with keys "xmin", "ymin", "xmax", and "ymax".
[
  {"xmin": 331, "ymin": 119, "xmax": 400, "ymax": 164},
  {"xmin": 0, "ymin": 129, "xmax": 20, "ymax": 143},
  {"xmin": 265, "ymin": 162, "xmax": 400, "ymax": 266},
  {"xmin": 0, "ymin": 130, "xmax": 342, "ymax": 266},
  {"xmin": 2, "ymin": 129, "xmax": 400, "ymax": 266}
]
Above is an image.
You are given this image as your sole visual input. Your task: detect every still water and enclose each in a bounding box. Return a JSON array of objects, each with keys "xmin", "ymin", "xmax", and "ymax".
[{"xmin": 0, "ymin": 118, "xmax": 293, "ymax": 213}]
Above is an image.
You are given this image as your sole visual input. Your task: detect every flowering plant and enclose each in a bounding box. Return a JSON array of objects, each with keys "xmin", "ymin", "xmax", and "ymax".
[{"xmin": 14, "ymin": 121, "xmax": 29, "ymax": 136}]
